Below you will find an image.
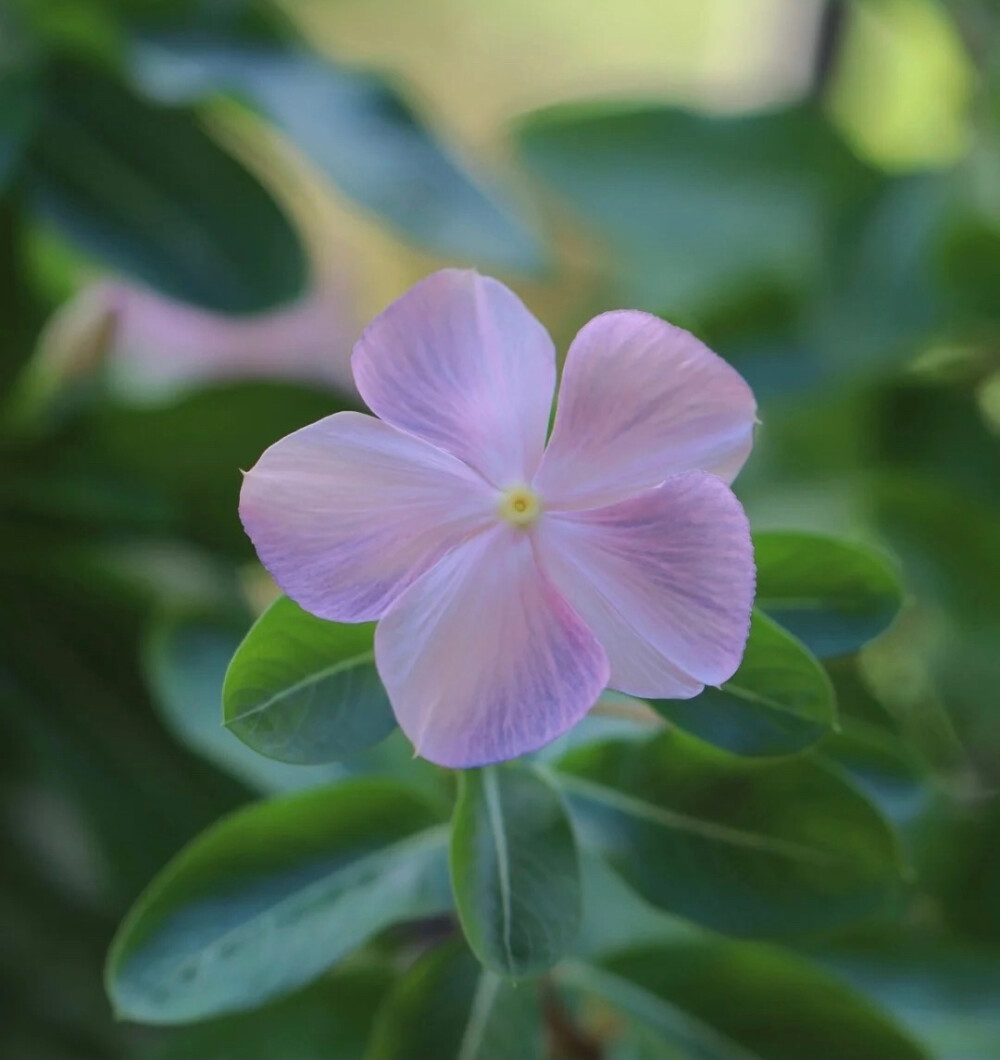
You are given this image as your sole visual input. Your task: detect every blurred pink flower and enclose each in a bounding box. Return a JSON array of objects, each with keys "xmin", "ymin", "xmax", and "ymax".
[
  {"xmin": 33, "ymin": 280, "xmax": 358, "ymax": 403},
  {"xmin": 240, "ymin": 270, "xmax": 757, "ymax": 768}
]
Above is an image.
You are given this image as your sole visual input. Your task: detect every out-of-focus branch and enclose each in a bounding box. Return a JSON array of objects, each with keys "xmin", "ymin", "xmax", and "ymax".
[{"xmin": 812, "ymin": 0, "xmax": 849, "ymax": 98}]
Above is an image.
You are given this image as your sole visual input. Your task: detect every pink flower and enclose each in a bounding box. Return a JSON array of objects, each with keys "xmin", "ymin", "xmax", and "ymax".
[
  {"xmin": 240, "ymin": 270, "xmax": 757, "ymax": 768},
  {"xmin": 32, "ymin": 281, "xmax": 358, "ymax": 404}
]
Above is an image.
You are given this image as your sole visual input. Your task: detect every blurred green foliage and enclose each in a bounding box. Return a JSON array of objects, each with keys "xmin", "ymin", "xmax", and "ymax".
[{"xmin": 0, "ymin": 0, "xmax": 997, "ymax": 1057}]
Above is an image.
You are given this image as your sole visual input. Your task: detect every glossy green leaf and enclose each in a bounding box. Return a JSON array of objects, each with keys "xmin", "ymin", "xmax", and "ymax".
[
  {"xmin": 650, "ymin": 610, "xmax": 836, "ymax": 757},
  {"xmin": 553, "ymin": 730, "xmax": 902, "ymax": 936},
  {"xmin": 147, "ymin": 612, "xmax": 442, "ymax": 798},
  {"xmin": 561, "ymin": 939, "xmax": 928, "ymax": 1060},
  {"xmin": 223, "ymin": 595, "xmax": 396, "ymax": 764},
  {"xmin": 129, "ymin": 38, "xmax": 544, "ymax": 272},
  {"xmin": 107, "ymin": 779, "xmax": 451, "ymax": 1023},
  {"xmin": 369, "ymin": 944, "xmax": 544, "ymax": 1060},
  {"xmin": 754, "ymin": 531, "xmax": 904, "ymax": 657},
  {"xmin": 518, "ymin": 101, "xmax": 874, "ymax": 313},
  {"xmin": 146, "ymin": 614, "xmax": 354, "ymax": 792},
  {"xmin": 26, "ymin": 61, "xmax": 307, "ymax": 312},
  {"xmin": 450, "ymin": 764, "xmax": 581, "ymax": 976}
]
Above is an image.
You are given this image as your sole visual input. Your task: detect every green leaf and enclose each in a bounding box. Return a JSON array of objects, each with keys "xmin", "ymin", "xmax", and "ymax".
[
  {"xmin": 553, "ymin": 729, "xmax": 902, "ymax": 936},
  {"xmin": 804, "ymin": 173, "xmax": 947, "ymax": 380},
  {"xmin": 150, "ymin": 965, "xmax": 393, "ymax": 1060},
  {"xmin": 26, "ymin": 61, "xmax": 307, "ymax": 312},
  {"xmin": 107, "ymin": 779, "xmax": 452, "ymax": 1023},
  {"xmin": 815, "ymin": 719, "xmax": 931, "ymax": 832},
  {"xmin": 560, "ymin": 961, "xmax": 758, "ymax": 1060},
  {"xmin": 147, "ymin": 612, "xmax": 442, "ymax": 799},
  {"xmin": 561, "ymin": 938, "xmax": 928, "ymax": 1060},
  {"xmin": 223, "ymin": 595, "xmax": 396, "ymax": 765},
  {"xmin": 145, "ymin": 614, "xmax": 354, "ymax": 792},
  {"xmin": 813, "ymin": 936, "xmax": 1000, "ymax": 1060},
  {"xmin": 569, "ymin": 863, "xmax": 927, "ymax": 1059},
  {"xmin": 450, "ymin": 764, "xmax": 581, "ymax": 977},
  {"xmin": 754, "ymin": 531, "xmax": 904, "ymax": 658},
  {"xmin": 650, "ymin": 610, "xmax": 836, "ymax": 757},
  {"xmin": 129, "ymin": 37, "xmax": 544, "ymax": 272},
  {"xmin": 369, "ymin": 943, "xmax": 544, "ymax": 1060},
  {"xmin": 91, "ymin": 381, "xmax": 346, "ymax": 557},
  {"xmin": 0, "ymin": 65, "xmax": 37, "ymax": 190},
  {"xmin": 517, "ymin": 101, "xmax": 875, "ymax": 314}
]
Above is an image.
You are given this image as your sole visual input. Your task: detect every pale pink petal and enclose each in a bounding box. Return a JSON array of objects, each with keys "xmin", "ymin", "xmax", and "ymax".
[
  {"xmin": 375, "ymin": 525, "xmax": 609, "ymax": 767},
  {"xmin": 239, "ymin": 411, "xmax": 495, "ymax": 622},
  {"xmin": 352, "ymin": 269, "xmax": 555, "ymax": 487},
  {"xmin": 534, "ymin": 311, "xmax": 757, "ymax": 509},
  {"xmin": 105, "ymin": 282, "xmax": 359, "ymax": 400},
  {"xmin": 534, "ymin": 473, "xmax": 754, "ymax": 692}
]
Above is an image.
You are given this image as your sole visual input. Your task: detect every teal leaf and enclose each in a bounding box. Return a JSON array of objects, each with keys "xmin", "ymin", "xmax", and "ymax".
[
  {"xmin": 561, "ymin": 938, "xmax": 928, "ymax": 1060},
  {"xmin": 145, "ymin": 614, "xmax": 357, "ymax": 792},
  {"xmin": 450, "ymin": 764, "xmax": 581, "ymax": 976},
  {"xmin": 27, "ymin": 61, "xmax": 307, "ymax": 312},
  {"xmin": 815, "ymin": 720, "xmax": 931, "ymax": 832},
  {"xmin": 369, "ymin": 943, "xmax": 544, "ymax": 1060},
  {"xmin": 129, "ymin": 37, "xmax": 545, "ymax": 272},
  {"xmin": 553, "ymin": 729, "xmax": 902, "ymax": 936},
  {"xmin": 754, "ymin": 531, "xmax": 904, "ymax": 657},
  {"xmin": 517, "ymin": 101, "xmax": 874, "ymax": 314},
  {"xmin": 569, "ymin": 862, "xmax": 926, "ymax": 1059},
  {"xmin": 650, "ymin": 610, "xmax": 836, "ymax": 757},
  {"xmin": 813, "ymin": 937, "xmax": 1000, "ymax": 1060},
  {"xmin": 107, "ymin": 779, "xmax": 451, "ymax": 1023},
  {"xmin": 223, "ymin": 595, "xmax": 396, "ymax": 764}
]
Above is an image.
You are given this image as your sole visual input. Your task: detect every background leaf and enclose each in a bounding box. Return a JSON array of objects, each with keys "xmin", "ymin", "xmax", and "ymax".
[
  {"xmin": 90, "ymin": 381, "xmax": 346, "ymax": 557},
  {"xmin": 566, "ymin": 857, "xmax": 928, "ymax": 1060},
  {"xmin": 149, "ymin": 965, "xmax": 394, "ymax": 1060},
  {"xmin": 368, "ymin": 944, "xmax": 544, "ymax": 1060},
  {"xmin": 129, "ymin": 37, "xmax": 545, "ymax": 272},
  {"xmin": 145, "ymin": 613, "xmax": 355, "ymax": 792},
  {"xmin": 0, "ymin": 64, "xmax": 37, "ymax": 190},
  {"xmin": 26, "ymin": 61, "xmax": 307, "ymax": 312},
  {"xmin": 562, "ymin": 941, "xmax": 928, "ymax": 1060},
  {"xmin": 553, "ymin": 729, "xmax": 902, "ymax": 936},
  {"xmin": 650, "ymin": 610, "xmax": 836, "ymax": 757},
  {"xmin": 450, "ymin": 764, "xmax": 581, "ymax": 976},
  {"xmin": 107, "ymin": 779, "xmax": 451, "ymax": 1023},
  {"xmin": 754, "ymin": 531, "xmax": 904, "ymax": 658},
  {"xmin": 223, "ymin": 595, "xmax": 397, "ymax": 765},
  {"xmin": 517, "ymin": 101, "xmax": 875, "ymax": 315}
]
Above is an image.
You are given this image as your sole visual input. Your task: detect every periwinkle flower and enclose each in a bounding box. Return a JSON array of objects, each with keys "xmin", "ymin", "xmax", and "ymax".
[
  {"xmin": 240, "ymin": 270, "xmax": 757, "ymax": 768},
  {"xmin": 30, "ymin": 281, "xmax": 357, "ymax": 405}
]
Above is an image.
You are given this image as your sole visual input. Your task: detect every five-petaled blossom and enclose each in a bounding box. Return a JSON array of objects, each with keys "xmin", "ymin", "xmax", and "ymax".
[{"xmin": 240, "ymin": 270, "xmax": 757, "ymax": 768}]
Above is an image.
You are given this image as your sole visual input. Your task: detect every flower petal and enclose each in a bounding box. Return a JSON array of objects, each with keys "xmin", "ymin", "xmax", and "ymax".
[
  {"xmin": 352, "ymin": 269, "xmax": 556, "ymax": 487},
  {"xmin": 534, "ymin": 311, "xmax": 757, "ymax": 509},
  {"xmin": 106, "ymin": 282, "xmax": 358, "ymax": 400},
  {"xmin": 375, "ymin": 525, "xmax": 610, "ymax": 767},
  {"xmin": 534, "ymin": 472, "xmax": 754, "ymax": 693},
  {"xmin": 240, "ymin": 411, "xmax": 494, "ymax": 622}
]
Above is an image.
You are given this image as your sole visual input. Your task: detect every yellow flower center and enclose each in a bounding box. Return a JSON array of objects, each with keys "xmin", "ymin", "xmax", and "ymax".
[{"xmin": 498, "ymin": 484, "xmax": 542, "ymax": 527}]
